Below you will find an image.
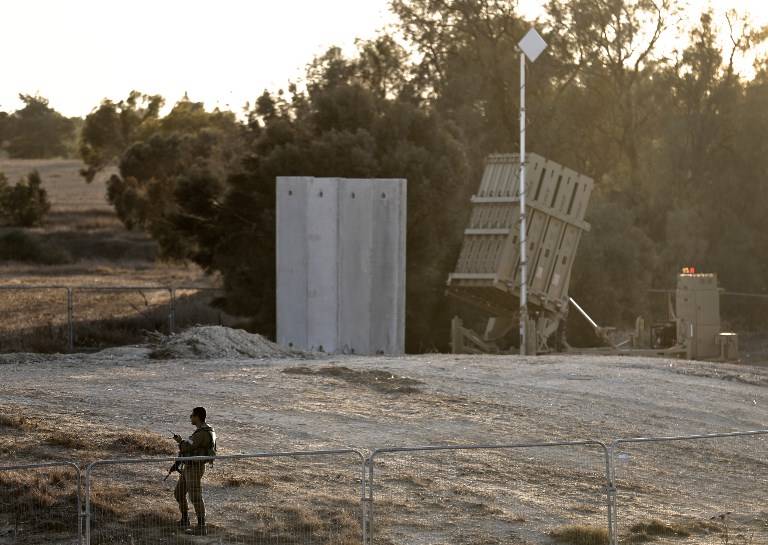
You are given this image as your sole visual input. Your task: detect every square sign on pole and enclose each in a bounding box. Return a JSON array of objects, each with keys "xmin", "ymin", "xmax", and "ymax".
[
  {"xmin": 517, "ymin": 27, "xmax": 547, "ymax": 355},
  {"xmin": 519, "ymin": 28, "xmax": 547, "ymax": 62}
]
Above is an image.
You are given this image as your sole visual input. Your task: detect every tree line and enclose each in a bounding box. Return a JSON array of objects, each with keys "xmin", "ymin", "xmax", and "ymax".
[
  {"xmin": 0, "ymin": 95, "xmax": 80, "ymax": 158},
  {"xmin": 7, "ymin": 1, "xmax": 768, "ymax": 348}
]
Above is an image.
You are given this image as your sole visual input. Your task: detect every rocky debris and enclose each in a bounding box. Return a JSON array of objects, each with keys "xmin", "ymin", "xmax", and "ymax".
[{"xmin": 148, "ymin": 326, "xmax": 306, "ymax": 360}]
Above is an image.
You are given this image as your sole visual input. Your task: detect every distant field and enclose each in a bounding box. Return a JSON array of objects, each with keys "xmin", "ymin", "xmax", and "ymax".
[{"xmin": 0, "ymin": 158, "xmax": 115, "ymax": 213}]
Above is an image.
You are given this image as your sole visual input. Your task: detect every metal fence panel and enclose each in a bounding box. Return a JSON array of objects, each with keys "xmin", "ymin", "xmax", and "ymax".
[
  {"xmin": 612, "ymin": 431, "xmax": 768, "ymax": 545},
  {"xmin": 85, "ymin": 451, "xmax": 365, "ymax": 545},
  {"xmin": 0, "ymin": 461, "xmax": 81, "ymax": 545},
  {"xmin": 368, "ymin": 441, "xmax": 612, "ymax": 545},
  {"xmin": 0, "ymin": 287, "xmax": 69, "ymax": 353},
  {"xmin": 0, "ymin": 285, "xmax": 231, "ymax": 353},
  {"xmin": 71, "ymin": 287, "xmax": 173, "ymax": 349}
]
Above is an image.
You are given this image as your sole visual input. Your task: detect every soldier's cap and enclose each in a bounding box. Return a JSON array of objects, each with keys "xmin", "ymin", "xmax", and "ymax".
[{"xmin": 191, "ymin": 407, "xmax": 206, "ymax": 421}]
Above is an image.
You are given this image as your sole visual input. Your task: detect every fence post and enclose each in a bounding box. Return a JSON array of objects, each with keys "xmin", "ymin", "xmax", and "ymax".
[
  {"xmin": 168, "ymin": 288, "xmax": 176, "ymax": 333},
  {"xmin": 85, "ymin": 463, "xmax": 93, "ymax": 545},
  {"xmin": 76, "ymin": 464, "xmax": 84, "ymax": 545},
  {"xmin": 66, "ymin": 288, "xmax": 74, "ymax": 352},
  {"xmin": 605, "ymin": 443, "xmax": 618, "ymax": 545},
  {"xmin": 362, "ymin": 454, "xmax": 375, "ymax": 545}
]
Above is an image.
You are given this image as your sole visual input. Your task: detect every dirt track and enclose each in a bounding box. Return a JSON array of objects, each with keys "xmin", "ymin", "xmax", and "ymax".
[{"xmin": 1, "ymin": 351, "xmax": 764, "ymax": 449}]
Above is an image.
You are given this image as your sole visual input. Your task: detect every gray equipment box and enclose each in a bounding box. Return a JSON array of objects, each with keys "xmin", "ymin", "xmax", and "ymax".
[{"xmin": 676, "ymin": 273, "xmax": 721, "ymax": 360}]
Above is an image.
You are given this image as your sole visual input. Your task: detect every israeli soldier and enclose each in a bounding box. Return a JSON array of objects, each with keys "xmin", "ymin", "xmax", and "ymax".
[{"xmin": 173, "ymin": 406, "xmax": 217, "ymax": 536}]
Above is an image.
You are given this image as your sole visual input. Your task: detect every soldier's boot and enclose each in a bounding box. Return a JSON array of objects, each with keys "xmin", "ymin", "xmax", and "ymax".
[
  {"xmin": 177, "ymin": 512, "xmax": 190, "ymax": 529},
  {"xmin": 192, "ymin": 515, "xmax": 207, "ymax": 536}
]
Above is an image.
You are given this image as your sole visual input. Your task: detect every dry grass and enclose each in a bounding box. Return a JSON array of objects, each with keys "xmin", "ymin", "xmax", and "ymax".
[
  {"xmin": 84, "ymin": 480, "xmax": 361, "ymax": 545},
  {"xmin": 0, "ymin": 158, "xmax": 114, "ymax": 214},
  {"xmin": 0, "ymin": 412, "xmax": 32, "ymax": 430},
  {"xmin": 626, "ymin": 519, "xmax": 722, "ymax": 543},
  {"xmin": 551, "ymin": 525, "xmax": 610, "ymax": 545},
  {"xmin": 0, "ymin": 468, "xmax": 79, "ymax": 533},
  {"xmin": 630, "ymin": 520, "xmax": 691, "ymax": 539},
  {"xmin": 45, "ymin": 430, "xmax": 89, "ymax": 450},
  {"xmin": 283, "ymin": 365, "xmax": 424, "ymax": 394},
  {"xmin": 223, "ymin": 473, "xmax": 275, "ymax": 488},
  {"xmin": 110, "ymin": 431, "xmax": 176, "ymax": 455}
]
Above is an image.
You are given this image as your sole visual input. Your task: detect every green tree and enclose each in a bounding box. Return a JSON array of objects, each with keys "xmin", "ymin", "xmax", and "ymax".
[
  {"xmin": 80, "ymin": 91, "xmax": 164, "ymax": 181},
  {"xmin": 108, "ymin": 44, "xmax": 471, "ymax": 348},
  {"xmin": 0, "ymin": 111, "xmax": 9, "ymax": 148},
  {"xmin": 5, "ymin": 95, "xmax": 75, "ymax": 159}
]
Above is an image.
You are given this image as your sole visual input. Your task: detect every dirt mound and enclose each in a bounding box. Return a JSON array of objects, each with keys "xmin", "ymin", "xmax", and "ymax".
[
  {"xmin": 149, "ymin": 326, "xmax": 303, "ymax": 360},
  {"xmin": 283, "ymin": 365, "xmax": 423, "ymax": 394}
]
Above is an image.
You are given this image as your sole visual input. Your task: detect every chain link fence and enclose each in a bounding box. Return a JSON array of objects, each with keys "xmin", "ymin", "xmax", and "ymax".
[
  {"xmin": 0, "ymin": 287, "xmax": 71, "ymax": 353},
  {"xmin": 84, "ymin": 450, "xmax": 365, "ymax": 545},
  {"xmin": 610, "ymin": 431, "xmax": 768, "ymax": 545},
  {"xmin": 0, "ymin": 285, "xmax": 229, "ymax": 353},
  {"xmin": 367, "ymin": 441, "xmax": 613, "ymax": 545},
  {"xmin": 0, "ymin": 461, "xmax": 81, "ymax": 545},
  {"xmin": 2, "ymin": 434, "xmax": 768, "ymax": 544}
]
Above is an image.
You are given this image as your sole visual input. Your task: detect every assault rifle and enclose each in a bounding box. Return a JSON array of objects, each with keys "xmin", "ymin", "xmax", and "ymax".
[{"xmin": 164, "ymin": 433, "xmax": 183, "ymax": 481}]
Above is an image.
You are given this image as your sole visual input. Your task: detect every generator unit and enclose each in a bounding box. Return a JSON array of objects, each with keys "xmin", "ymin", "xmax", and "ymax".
[
  {"xmin": 447, "ymin": 153, "xmax": 594, "ymax": 353},
  {"xmin": 634, "ymin": 271, "xmax": 738, "ymax": 361}
]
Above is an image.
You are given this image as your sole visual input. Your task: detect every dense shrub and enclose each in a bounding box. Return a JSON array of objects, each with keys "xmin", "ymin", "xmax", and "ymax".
[{"xmin": 0, "ymin": 170, "xmax": 51, "ymax": 227}]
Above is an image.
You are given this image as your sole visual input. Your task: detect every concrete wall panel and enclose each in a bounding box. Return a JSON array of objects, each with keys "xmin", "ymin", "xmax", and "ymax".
[
  {"xmin": 276, "ymin": 177, "xmax": 311, "ymax": 350},
  {"xmin": 306, "ymin": 178, "xmax": 339, "ymax": 353},
  {"xmin": 338, "ymin": 180, "xmax": 374, "ymax": 354},
  {"xmin": 277, "ymin": 177, "xmax": 406, "ymax": 355}
]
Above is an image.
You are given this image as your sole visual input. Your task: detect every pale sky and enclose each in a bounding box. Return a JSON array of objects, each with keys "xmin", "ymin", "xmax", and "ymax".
[{"xmin": 1, "ymin": 0, "xmax": 767, "ymax": 118}]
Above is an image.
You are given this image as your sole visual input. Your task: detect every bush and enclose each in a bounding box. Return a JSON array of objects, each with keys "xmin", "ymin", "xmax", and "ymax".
[
  {"xmin": 550, "ymin": 525, "xmax": 609, "ymax": 545},
  {"xmin": 0, "ymin": 170, "xmax": 51, "ymax": 227},
  {"xmin": 0, "ymin": 231, "xmax": 72, "ymax": 264}
]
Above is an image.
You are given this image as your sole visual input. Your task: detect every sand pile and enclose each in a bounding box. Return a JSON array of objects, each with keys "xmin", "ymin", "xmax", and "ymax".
[{"xmin": 149, "ymin": 326, "xmax": 303, "ymax": 360}]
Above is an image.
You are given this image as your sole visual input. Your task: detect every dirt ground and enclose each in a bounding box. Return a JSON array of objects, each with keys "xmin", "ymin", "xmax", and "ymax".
[{"xmin": 1, "ymin": 349, "xmax": 767, "ymax": 544}]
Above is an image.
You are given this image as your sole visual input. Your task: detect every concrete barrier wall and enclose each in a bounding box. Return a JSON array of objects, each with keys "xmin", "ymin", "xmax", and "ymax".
[{"xmin": 277, "ymin": 177, "xmax": 406, "ymax": 355}]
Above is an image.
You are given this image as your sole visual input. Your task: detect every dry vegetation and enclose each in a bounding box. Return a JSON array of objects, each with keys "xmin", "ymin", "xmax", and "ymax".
[
  {"xmin": 0, "ymin": 468, "xmax": 79, "ymax": 538},
  {"xmin": 551, "ymin": 525, "xmax": 610, "ymax": 545}
]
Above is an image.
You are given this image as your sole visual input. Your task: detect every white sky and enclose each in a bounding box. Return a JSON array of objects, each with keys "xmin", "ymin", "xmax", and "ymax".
[{"xmin": 1, "ymin": 0, "xmax": 767, "ymax": 118}]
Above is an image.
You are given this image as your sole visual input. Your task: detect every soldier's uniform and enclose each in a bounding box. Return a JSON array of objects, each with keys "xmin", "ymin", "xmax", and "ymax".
[{"xmin": 174, "ymin": 423, "xmax": 216, "ymax": 524}]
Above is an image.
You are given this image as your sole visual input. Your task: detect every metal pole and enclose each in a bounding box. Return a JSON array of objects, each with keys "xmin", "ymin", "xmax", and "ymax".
[
  {"xmin": 606, "ymin": 443, "xmax": 617, "ymax": 545},
  {"xmin": 367, "ymin": 458, "xmax": 375, "ymax": 545},
  {"xmin": 76, "ymin": 466, "xmax": 83, "ymax": 545},
  {"xmin": 168, "ymin": 288, "xmax": 176, "ymax": 333},
  {"xmin": 85, "ymin": 466, "xmax": 91, "ymax": 545},
  {"xmin": 66, "ymin": 288, "xmax": 74, "ymax": 353},
  {"xmin": 519, "ymin": 51, "xmax": 528, "ymax": 356}
]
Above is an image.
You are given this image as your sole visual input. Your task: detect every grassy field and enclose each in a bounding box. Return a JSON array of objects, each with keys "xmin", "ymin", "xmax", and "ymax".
[
  {"xmin": 0, "ymin": 158, "xmax": 114, "ymax": 213},
  {"xmin": 0, "ymin": 159, "xmax": 233, "ymax": 352}
]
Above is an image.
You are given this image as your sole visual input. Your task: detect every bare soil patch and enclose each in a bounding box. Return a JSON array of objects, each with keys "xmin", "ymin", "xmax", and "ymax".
[{"xmin": 283, "ymin": 365, "xmax": 423, "ymax": 394}]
